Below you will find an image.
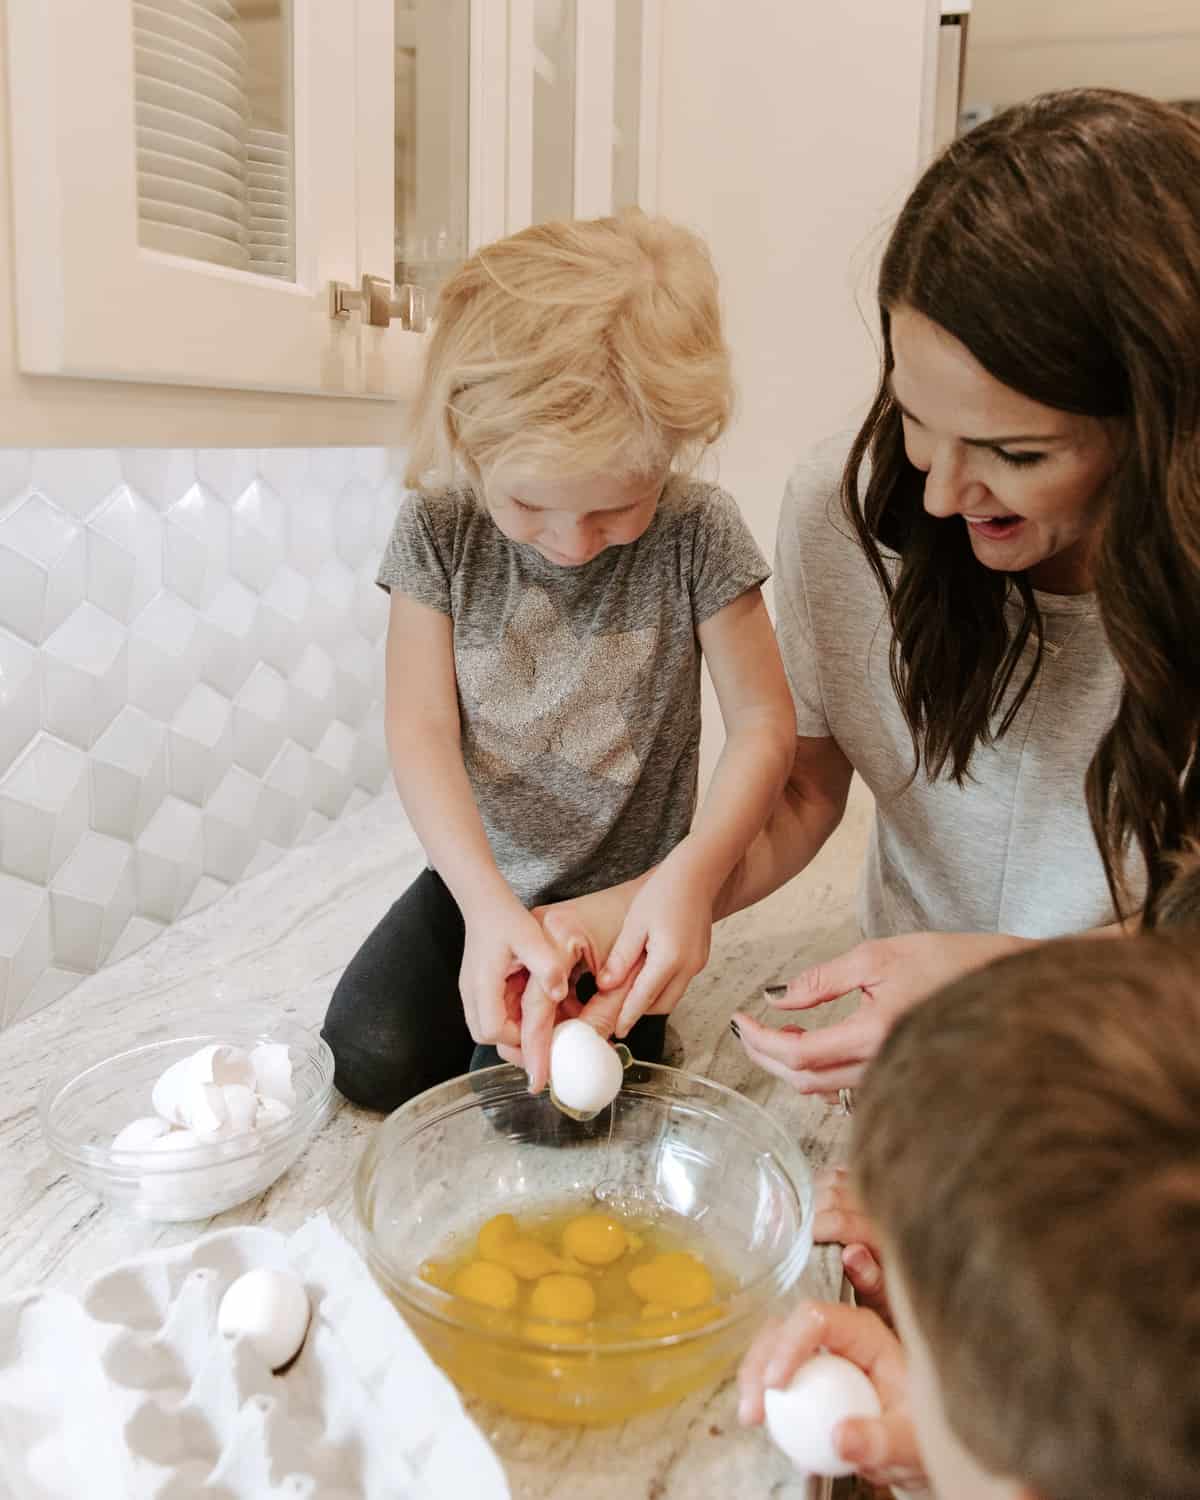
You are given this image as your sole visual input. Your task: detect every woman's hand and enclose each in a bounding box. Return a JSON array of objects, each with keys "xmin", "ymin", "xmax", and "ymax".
[
  {"xmin": 815, "ymin": 1167, "xmax": 890, "ymax": 1320},
  {"xmin": 591, "ymin": 851, "xmax": 715, "ymax": 1036},
  {"xmin": 738, "ymin": 1301, "xmax": 928, "ymax": 1495},
  {"xmin": 733, "ymin": 930, "xmax": 1031, "ymax": 1092}
]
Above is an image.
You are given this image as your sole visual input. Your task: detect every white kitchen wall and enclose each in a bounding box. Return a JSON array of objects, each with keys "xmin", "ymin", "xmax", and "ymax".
[{"xmin": 0, "ymin": 448, "xmax": 397, "ymax": 1027}]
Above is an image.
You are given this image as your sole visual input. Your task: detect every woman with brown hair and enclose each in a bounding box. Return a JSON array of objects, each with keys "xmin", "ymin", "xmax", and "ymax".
[{"xmin": 526, "ymin": 87, "xmax": 1200, "ymax": 1092}]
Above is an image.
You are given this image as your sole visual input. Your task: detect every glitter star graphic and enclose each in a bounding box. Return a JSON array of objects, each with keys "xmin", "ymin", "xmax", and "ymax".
[{"xmin": 455, "ymin": 587, "xmax": 657, "ymax": 786}]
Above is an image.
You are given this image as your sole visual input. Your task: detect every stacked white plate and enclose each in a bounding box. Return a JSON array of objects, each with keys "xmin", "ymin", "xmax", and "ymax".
[
  {"xmin": 247, "ymin": 127, "xmax": 293, "ymax": 278},
  {"xmin": 134, "ymin": 0, "xmax": 251, "ymax": 269}
]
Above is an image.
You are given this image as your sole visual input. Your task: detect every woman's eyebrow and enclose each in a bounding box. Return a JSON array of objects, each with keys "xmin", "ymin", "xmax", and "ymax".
[{"xmin": 886, "ymin": 378, "xmax": 1061, "ymax": 446}]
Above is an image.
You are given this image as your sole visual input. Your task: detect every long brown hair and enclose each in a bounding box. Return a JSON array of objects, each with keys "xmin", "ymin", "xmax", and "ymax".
[{"xmin": 845, "ymin": 89, "xmax": 1200, "ymax": 920}]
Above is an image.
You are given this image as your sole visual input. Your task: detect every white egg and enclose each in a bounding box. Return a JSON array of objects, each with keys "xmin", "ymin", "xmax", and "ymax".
[
  {"xmin": 549, "ymin": 1019, "xmax": 624, "ymax": 1117},
  {"xmin": 249, "ymin": 1042, "xmax": 295, "ymax": 1107},
  {"xmin": 763, "ymin": 1351, "xmax": 883, "ymax": 1477},
  {"xmin": 218, "ymin": 1267, "xmax": 311, "ymax": 1371},
  {"xmin": 254, "ymin": 1094, "xmax": 293, "ymax": 1130},
  {"xmin": 111, "ymin": 1116, "xmax": 172, "ymax": 1152}
]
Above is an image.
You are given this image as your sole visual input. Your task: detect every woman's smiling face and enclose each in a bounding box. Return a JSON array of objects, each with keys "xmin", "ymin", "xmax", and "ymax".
[{"xmin": 889, "ymin": 305, "xmax": 1122, "ymax": 594}]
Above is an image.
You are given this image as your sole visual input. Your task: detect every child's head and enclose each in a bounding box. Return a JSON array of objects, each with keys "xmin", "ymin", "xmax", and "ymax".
[
  {"xmin": 853, "ymin": 934, "xmax": 1200, "ymax": 1500},
  {"xmin": 405, "ymin": 211, "xmax": 732, "ymax": 566}
]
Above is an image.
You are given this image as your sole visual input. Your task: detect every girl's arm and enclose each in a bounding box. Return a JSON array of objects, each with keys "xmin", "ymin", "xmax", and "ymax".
[
  {"xmin": 383, "ymin": 593, "xmax": 568, "ymax": 1047},
  {"xmin": 594, "ymin": 588, "xmax": 795, "ymax": 1029}
]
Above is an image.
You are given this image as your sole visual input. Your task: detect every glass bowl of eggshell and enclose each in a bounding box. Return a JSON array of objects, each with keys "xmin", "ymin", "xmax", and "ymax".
[
  {"xmin": 354, "ymin": 1057, "xmax": 815, "ymax": 1427},
  {"xmin": 39, "ymin": 1019, "xmax": 335, "ymax": 1222}
]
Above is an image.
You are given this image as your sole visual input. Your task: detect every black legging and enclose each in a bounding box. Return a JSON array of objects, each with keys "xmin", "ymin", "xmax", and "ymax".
[{"xmin": 322, "ymin": 869, "xmax": 666, "ymax": 1112}]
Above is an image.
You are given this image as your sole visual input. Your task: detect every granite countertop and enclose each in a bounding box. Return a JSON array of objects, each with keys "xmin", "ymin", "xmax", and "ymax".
[{"xmin": 0, "ymin": 784, "xmax": 874, "ymax": 1500}]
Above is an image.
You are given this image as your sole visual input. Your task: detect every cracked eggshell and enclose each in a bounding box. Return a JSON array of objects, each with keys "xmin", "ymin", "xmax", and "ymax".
[
  {"xmin": 763, "ymin": 1352, "xmax": 883, "ymax": 1477},
  {"xmin": 150, "ymin": 1045, "xmax": 254, "ymax": 1125},
  {"xmin": 137, "ymin": 1129, "xmax": 231, "ymax": 1213},
  {"xmin": 254, "ymin": 1095, "xmax": 293, "ymax": 1130},
  {"xmin": 249, "ymin": 1043, "xmax": 295, "ymax": 1108},
  {"xmin": 217, "ymin": 1267, "xmax": 311, "ymax": 1371},
  {"xmin": 220, "ymin": 1084, "xmax": 259, "ymax": 1136},
  {"xmin": 111, "ymin": 1117, "xmax": 172, "ymax": 1152}
]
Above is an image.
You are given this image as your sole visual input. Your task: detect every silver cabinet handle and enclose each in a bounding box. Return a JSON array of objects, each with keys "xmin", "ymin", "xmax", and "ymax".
[{"xmin": 329, "ymin": 274, "xmax": 427, "ymax": 331}]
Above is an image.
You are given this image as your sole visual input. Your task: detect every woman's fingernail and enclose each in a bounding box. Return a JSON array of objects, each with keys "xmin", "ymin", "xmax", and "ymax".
[
  {"xmin": 729, "ymin": 1018, "xmax": 741, "ymax": 1039},
  {"xmin": 763, "ymin": 983, "xmax": 788, "ymax": 1000}
]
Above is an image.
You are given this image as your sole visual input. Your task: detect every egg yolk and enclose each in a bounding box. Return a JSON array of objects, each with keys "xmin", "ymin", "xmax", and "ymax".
[
  {"xmin": 524, "ymin": 1320, "xmax": 588, "ymax": 1347},
  {"xmin": 418, "ymin": 1259, "xmax": 455, "ymax": 1293},
  {"xmin": 637, "ymin": 1302, "xmax": 725, "ymax": 1339},
  {"xmin": 477, "ymin": 1213, "xmax": 519, "ymax": 1259},
  {"xmin": 529, "ymin": 1273, "xmax": 597, "ymax": 1323},
  {"xmin": 452, "ymin": 1260, "xmax": 520, "ymax": 1311},
  {"xmin": 628, "ymin": 1251, "xmax": 715, "ymax": 1310},
  {"xmin": 561, "ymin": 1213, "xmax": 628, "ymax": 1266}
]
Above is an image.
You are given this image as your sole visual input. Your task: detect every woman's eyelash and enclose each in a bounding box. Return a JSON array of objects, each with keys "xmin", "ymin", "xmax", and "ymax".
[{"xmin": 994, "ymin": 450, "xmax": 1046, "ymax": 469}]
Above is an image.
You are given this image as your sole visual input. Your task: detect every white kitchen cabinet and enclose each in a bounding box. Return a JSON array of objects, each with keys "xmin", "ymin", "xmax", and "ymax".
[{"xmin": 5, "ymin": 0, "xmax": 662, "ymax": 402}]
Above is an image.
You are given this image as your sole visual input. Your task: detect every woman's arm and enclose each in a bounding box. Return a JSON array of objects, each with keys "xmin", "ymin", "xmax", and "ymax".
[{"xmin": 383, "ymin": 593, "xmax": 568, "ymax": 1047}]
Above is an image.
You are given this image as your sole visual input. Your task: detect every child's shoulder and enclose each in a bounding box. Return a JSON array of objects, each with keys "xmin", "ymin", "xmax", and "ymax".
[
  {"xmin": 402, "ymin": 482, "xmax": 483, "ymax": 523},
  {"xmin": 655, "ymin": 474, "xmax": 745, "ymax": 532}
]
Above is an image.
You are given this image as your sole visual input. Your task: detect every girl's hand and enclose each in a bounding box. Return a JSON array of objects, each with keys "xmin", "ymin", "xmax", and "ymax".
[
  {"xmin": 738, "ymin": 1301, "xmax": 929, "ymax": 1495},
  {"xmin": 815, "ymin": 1167, "xmax": 890, "ymax": 1320},
  {"xmin": 590, "ymin": 854, "xmax": 715, "ymax": 1035},
  {"xmin": 459, "ymin": 898, "xmax": 569, "ymax": 1066},
  {"xmin": 733, "ymin": 930, "xmax": 1030, "ymax": 1092}
]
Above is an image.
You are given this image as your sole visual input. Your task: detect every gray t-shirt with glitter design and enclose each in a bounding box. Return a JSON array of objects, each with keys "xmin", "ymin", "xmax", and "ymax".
[
  {"xmin": 377, "ymin": 477, "xmax": 770, "ymax": 906},
  {"xmin": 776, "ymin": 438, "xmax": 1135, "ymax": 940}
]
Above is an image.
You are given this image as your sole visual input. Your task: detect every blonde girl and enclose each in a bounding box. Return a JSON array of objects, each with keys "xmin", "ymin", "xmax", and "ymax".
[{"xmin": 322, "ymin": 211, "xmax": 794, "ymax": 1110}]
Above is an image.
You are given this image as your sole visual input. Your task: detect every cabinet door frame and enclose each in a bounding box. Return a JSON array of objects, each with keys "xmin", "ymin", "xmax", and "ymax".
[{"xmin": 5, "ymin": 0, "xmax": 362, "ymax": 395}]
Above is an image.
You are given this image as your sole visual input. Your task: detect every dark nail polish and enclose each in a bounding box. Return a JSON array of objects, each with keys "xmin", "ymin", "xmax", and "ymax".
[
  {"xmin": 729, "ymin": 1019, "xmax": 741, "ymax": 1039},
  {"xmin": 763, "ymin": 983, "xmax": 788, "ymax": 1000}
]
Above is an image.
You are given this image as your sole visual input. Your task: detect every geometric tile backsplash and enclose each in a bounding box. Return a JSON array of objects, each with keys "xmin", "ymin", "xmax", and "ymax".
[{"xmin": 0, "ymin": 447, "xmax": 401, "ymax": 1028}]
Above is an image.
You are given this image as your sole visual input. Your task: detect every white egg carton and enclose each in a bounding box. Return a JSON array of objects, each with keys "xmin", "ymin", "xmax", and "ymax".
[{"xmin": 0, "ymin": 1213, "xmax": 510, "ymax": 1500}]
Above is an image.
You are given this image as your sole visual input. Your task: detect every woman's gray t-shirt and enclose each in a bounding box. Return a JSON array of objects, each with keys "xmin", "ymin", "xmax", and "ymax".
[
  {"xmin": 378, "ymin": 477, "xmax": 769, "ymax": 907},
  {"xmin": 775, "ymin": 441, "xmax": 1128, "ymax": 940}
]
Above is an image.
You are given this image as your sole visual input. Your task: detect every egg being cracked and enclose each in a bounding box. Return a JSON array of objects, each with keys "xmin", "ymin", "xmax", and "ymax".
[
  {"xmin": 548, "ymin": 1020, "xmax": 625, "ymax": 1119},
  {"xmin": 218, "ymin": 1267, "xmax": 311, "ymax": 1371},
  {"xmin": 763, "ymin": 1352, "xmax": 883, "ymax": 1477}
]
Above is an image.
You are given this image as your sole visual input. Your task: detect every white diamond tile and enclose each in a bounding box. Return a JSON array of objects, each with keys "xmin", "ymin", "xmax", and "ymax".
[
  {"xmin": 288, "ymin": 644, "xmax": 336, "ymax": 750},
  {"xmin": 168, "ymin": 682, "xmax": 234, "ymax": 807},
  {"xmin": 15, "ymin": 964, "xmax": 81, "ymax": 1025},
  {"xmin": 257, "ymin": 566, "xmax": 310, "ymax": 674},
  {"xmin": 0, "ymin": 445, "xmax": 396, "ymax": 1027},
  {"xmin": 41, "ymin": 603, "xmax": 128, "ymax": 750},
  {"xmin": 0, "ymin": 450, "xmax": 33, "ymax": 514},
  {"xmin": 196, "ymin": 580, "xmax": 259, "ymax": 700},
  {"xmin": 121, "ymin": 449, "xmax": 197, "ymax": 511},
  {"xmin": 196, "ymin": 449, "xmax": 257, "ymax": 504},
  {"xmin": 231, "ymin": 479, "xmax": 286, "ymax": 592},
  {"xmin": 231, "ymin": 662, "xmax": 288, "ymax": 777},
  {"xmin": 87, "ymin": 486, "xmax": 163, "ymax": 624},
  {"xmin": 0, "ymin": 496, "xmax": 86, "ymax": 645},
  {"xmin": 256, "ymin": 447, "xmax": 310, "ymax": 497},
  {"xmin": 258, "ymin": 739, "xmax": 310, "ymax": 846},
  {"xmin": 164, "ymin": 483, "xmax": 231, "ymax": 609},
  {"xmin": 0, "ymin": 873, "xmax": 51, "ymax": 1026},
  {"xmin": 31, "ymin": 450, "xmax": 124, "ymax": 521},
  {"xmin": 128, "ymin": 592, "xmax": 200, "ymax": 723},
  {"xmin": 0, "ymin": 735, "xmax": 89, "ymax": 885},
  {"xmin": 90, "ymin": 706, "xmax": 168, "ymax": 842},
  {"xmin": 0, "ymin": 630, "xmax": 41, "ymax": 781},
  {"xmin": 134, "ymin": 796, "xmax": 204, "ymax": 924},
  {"xmin": 202, "ymin": 766, "xmax": 260, "ymax": 883},
  {"xmin": 182, "ymin": 874, "xmax": 229, "ymax": 917},
  {"xmin": 49, "ymin": 832, "xmax": 136, "ymax": 971},
  {"xmin": 335, "ymin": 478, "xmax": 376, "ymax": 570}
]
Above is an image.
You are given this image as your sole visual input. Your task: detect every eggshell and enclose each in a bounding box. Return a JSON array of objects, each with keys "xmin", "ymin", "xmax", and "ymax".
[
  {"xmin": 186, "ymin": 1081, "xmax": 229, "ymax": 1139},
  {"xmin": 220, "ymin": 1084, "xmax": 259, "ymax": 1136},
  {"xmin": 549, "ymin": 1020, "xmax": 624, "ymax": 1116},
  {"xmin": 763, "ymin": 1351, "xmax": 883, "ymax": 1477},
  {"xmin": 217, "ymin": 1267, "xmax": 311, "ymax": 1371},
  {"xmin": 151, "ymin": 1045, "xmax": 254, "ymax": 1124},
  {"xmin": 111, "ymin": 1116, "xmax": 172, "ymax": 1152},
  {"xmin": 254, "ymin": 1095, "xmax": 293, "ymax": 1130},
  {"xmin": 250, "ymin": 1042, "xmax": 295, "ymax": 1108},
  {"xmin": 137, "ymin": 1128, "xmax": 229, "ymax": 1211}
]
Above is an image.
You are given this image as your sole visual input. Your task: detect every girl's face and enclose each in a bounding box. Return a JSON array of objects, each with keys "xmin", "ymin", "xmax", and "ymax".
[
  {"xmin": 485, "ymin": 468, "xmax": 665, "ymax": 567},
  {"xmin": 890, "ymin": 306, "xmax": 1121, "ymax": 594}
]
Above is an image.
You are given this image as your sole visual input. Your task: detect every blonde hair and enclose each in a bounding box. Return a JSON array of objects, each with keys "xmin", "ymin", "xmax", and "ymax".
[{"xmin": 404, "ymin": 211, "xmax": 732, "ymax": 490}]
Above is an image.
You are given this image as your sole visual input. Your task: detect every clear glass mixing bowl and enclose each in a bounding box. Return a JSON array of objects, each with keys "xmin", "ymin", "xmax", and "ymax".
[{"xmin": 355, "ymin": 1061, "xmax": 814, "ymax": 1426}]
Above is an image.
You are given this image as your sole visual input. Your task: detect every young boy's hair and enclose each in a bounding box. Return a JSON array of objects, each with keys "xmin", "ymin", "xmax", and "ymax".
[
  {"xmin": 1154, "ymin": 842, "xmax": 1200, "ymax": 932},
  {"xmin": 853, "ymin": 933, "xmax": 1200, "ymax": 1500},
  {"xmin": 404, "ymin": 211, "xmax": 732, "ymax": 490}
]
